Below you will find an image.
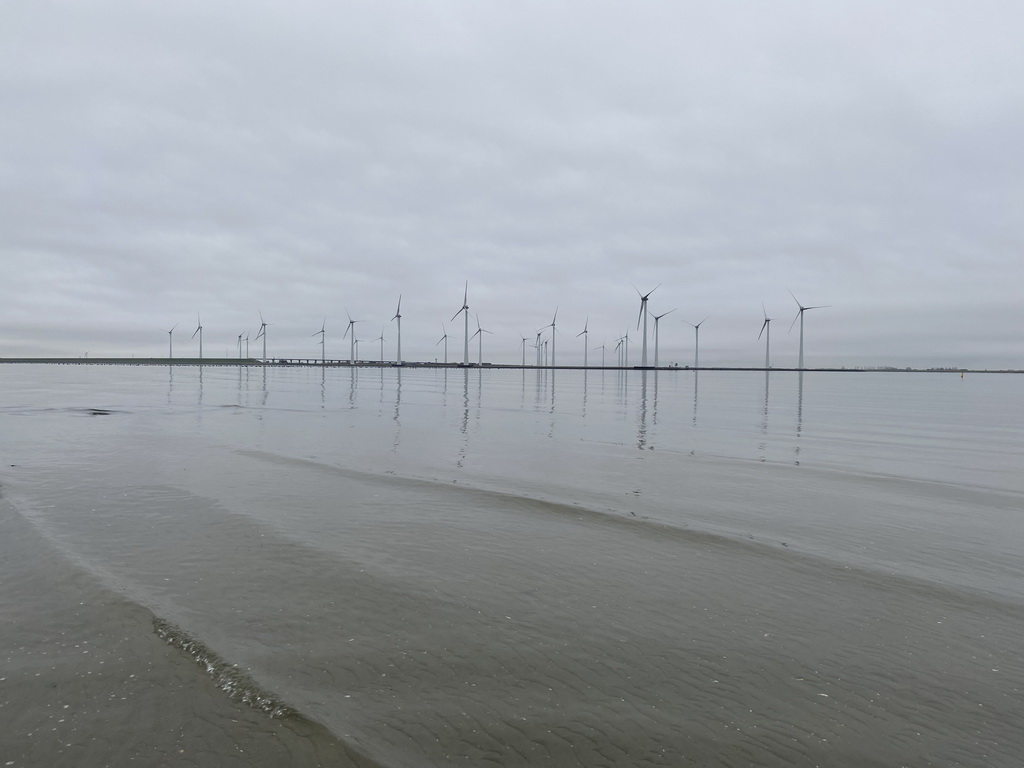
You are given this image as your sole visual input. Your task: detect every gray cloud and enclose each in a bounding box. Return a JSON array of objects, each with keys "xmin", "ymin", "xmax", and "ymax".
[{"xmin": 2, "ymin": 1, "xmax": 1022, "ymax": 367}]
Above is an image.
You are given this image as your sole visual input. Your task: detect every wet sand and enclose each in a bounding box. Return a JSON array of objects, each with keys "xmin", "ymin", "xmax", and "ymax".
[
  {"xmin": 6, "ymin": 449, "xmax": 1024, "ymax": 767},
  {"xmin": 0, "ymin": 498, "xmax": 376, "ymax": 768}
]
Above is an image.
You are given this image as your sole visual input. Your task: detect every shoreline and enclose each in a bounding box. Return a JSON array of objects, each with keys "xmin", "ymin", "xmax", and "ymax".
[{"xmin": 0, "ymin": 357, "xmax": 1018, "ymax": 373}]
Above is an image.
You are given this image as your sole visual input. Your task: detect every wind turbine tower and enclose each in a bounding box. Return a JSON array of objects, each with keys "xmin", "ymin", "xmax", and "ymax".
[
  {"xmin": 789, "ymin": 292, "xmax": 829, "ymax": 370},
  {"xmin": 255, "ymin": 311, "xmax": 268, "ymax": 361},
  {"xmin": 577, "ymin": 317, "xmax": 589, "ymax": 367},
  {"xmin": 451, "ymin": 283, "xmax": 470, "ymax": 366},
  {"xmin": 684, "ymin": 317, "xmax": 709, "ymax": 369},
  {"xmin": 392, "ymin": 295, "xmax": 402, "ymax": 365},
  {"xmin": 436, "ymin": 324, "xmax": 450, "ymax": 364},
  {"xmin": 165, "ymin": 324, "xmax": 176, "ymax": 359},
  {"xmin": 635, "ymin": 285, "xmax": 658, "ymax": 367},
  {"xmin": 314, "ymin": 319, "xmax": 326, "ymax": 364},
  {"xmin": 651, "ymin": 309, "xmax": 675, "ymax": 368},
  {"xmin": 759, "ymin": 305, "xmax": 772, "ymax": 369},
  {"xmin": 471, "ymin": 314, "xmax": 492, "ymax": 365},
  {"xmin": 539, "ymin": 309, "xmax": 558, "ymax": 367},
  {"xmin": 192, "ymin": 314, "xmax": 203, "ymax": 359},
  {"xmin": 344, "ymin": 310, "xmax": 360, "ymax": 365}
]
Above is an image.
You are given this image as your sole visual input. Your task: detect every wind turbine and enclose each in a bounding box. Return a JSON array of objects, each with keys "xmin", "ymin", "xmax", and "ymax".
[
  {"xmin": 683, "ymin": 316, "xmax": 709, "ymax": 369},
  {"xmin": 451, "ymin": 282, "xmax": 470, "ymax": 366},
  {"xmin": 244, "ymin": 332, "xmax": 249, "ymax": 358},
  {"xmin": 392, "ymin": 295, "xmax": 402, "ymax": 365},
  {"xmin": 519, "ymin": 335, "xmax": 530, "ymax": 367},
  {"xmin": 594, "ymin": 342, "xmax": 607, "ymax": 367},
  {"xmin": 377, "ymin": 327, "xmax": 385, "ymax": 363},
  {"xmin": 237, "ymin": 333, "xmax": 243, "ymax": 360},
  {"xmin": 192, "ymin": 314, "xmax": 203, "ymax": 359},
  {"xmin": 471, "ymin": 314, "xmax": 493, "ymax": 365},
  {"xmin": 651, "ymin": 309, "xmax": 675, "ymax": 368},
  {"xmin": 539, "ymin": 308, "xmax": 558, "ymax": 367},
  {"xmin": 577, "ymin": 317, "xmax": 589, "ymax": 367},
  {"xmin": 789, "ymin": 291, "xmax": 829, "ymax": 370},
  {"xmin": 635, "ymin": 285, "xmax": 658, "ymax": 367},
  {"xmin": 343, "ymin": 310, "xmax": 361, "ymax": 365},
  {"xmin": 164, "ymin": 324, "xmax": 176, "ymax": 359},
  {"xmin": 759, "ymin": 304, "xmax": 772, "ymax": 369},
  {"xmin": 436, "ymin": 324, "xmax": 450, "ymax": 364},
  {"xmin": 534, "ymin": 331, "xmax": 543, "ymax": 367},
  {"xmin": 255, "ymin": 311, "xmax": 268, "ymax": 361},
  {"xmin": 313, "ymin": 319, "xmax": 326, "ymax": 364}
]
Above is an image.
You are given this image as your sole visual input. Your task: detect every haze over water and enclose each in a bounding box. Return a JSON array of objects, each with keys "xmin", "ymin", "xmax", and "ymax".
[{"xmin": 2, "ymin": 364, "xmax": 1023, "ymax": 766}]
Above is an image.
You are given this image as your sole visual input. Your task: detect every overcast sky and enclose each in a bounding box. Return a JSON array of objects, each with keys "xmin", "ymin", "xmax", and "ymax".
[{"xmin": 2, "ymin": 1, "xmax": 1022, "ymax": 368}]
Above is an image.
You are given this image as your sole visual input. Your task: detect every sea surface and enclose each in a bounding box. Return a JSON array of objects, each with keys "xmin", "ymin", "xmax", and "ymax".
[{"xmin": 2, "ymin": 363, "xmax": 1022, "ymax": 767}]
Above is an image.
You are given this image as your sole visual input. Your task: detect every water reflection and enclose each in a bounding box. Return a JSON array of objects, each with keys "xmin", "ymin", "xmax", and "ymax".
[
  {"xmin": 692, "ymin": 371, "xmax": 699, "ymax": 426},
  {"xmin": 581, "ymin": 369, "xmax": 588, "ymax": 419},
  {"xmin": 391, "ymin": 368, "xmax": 403, "ymax": 451},
  {"xmin": 457, "ymin": 368, "xmax": 469, "ymax": 468},
  {"xmin": 636, "ymin": 370, "xmax": 649, "ymax": 450},
  {"xmin": 795, "ymin": 371, "xmax": 804, "ymax": 466},
  {"xmin": 205, "ymin": 366, "xmax": 831, "ymax": 475},
  {"xmin": 758, "ymin": 371, "xmax": 770, "ymax": 462}
]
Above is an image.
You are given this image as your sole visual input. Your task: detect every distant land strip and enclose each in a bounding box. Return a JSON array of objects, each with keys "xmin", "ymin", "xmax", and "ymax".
[{"xmin": 1, "ymin": 358, "xmax": 1020, "ymax": 373}]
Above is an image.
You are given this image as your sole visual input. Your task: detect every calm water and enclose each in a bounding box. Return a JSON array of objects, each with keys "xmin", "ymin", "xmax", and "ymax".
[{"xmin": 2, "ymin": 364, "xmax": 1023, "ymax": 766}]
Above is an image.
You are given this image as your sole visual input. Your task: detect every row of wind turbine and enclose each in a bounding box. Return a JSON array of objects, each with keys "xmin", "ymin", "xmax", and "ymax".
[{"xmin": 167, "ymin": 287, "xmax": 827, "ymax": 369}]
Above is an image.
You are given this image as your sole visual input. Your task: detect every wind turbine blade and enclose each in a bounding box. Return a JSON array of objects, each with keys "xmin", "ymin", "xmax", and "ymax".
[
  {"xmin": 789, "ymin": 309, "xmax": 801, "ymax": 334},
  {"xmin": 393, "ymin": 295, "xmax": 401, "ymax": 319},
  {"xmin": 758, "ymin": 318, "xmax": 768, "ymax": 340}
]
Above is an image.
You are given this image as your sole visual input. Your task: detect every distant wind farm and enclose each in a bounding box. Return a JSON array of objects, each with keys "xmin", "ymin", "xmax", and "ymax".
[{"xmin": 10, "ymin": 280, "xmax": 1005, "ymax": 372}]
